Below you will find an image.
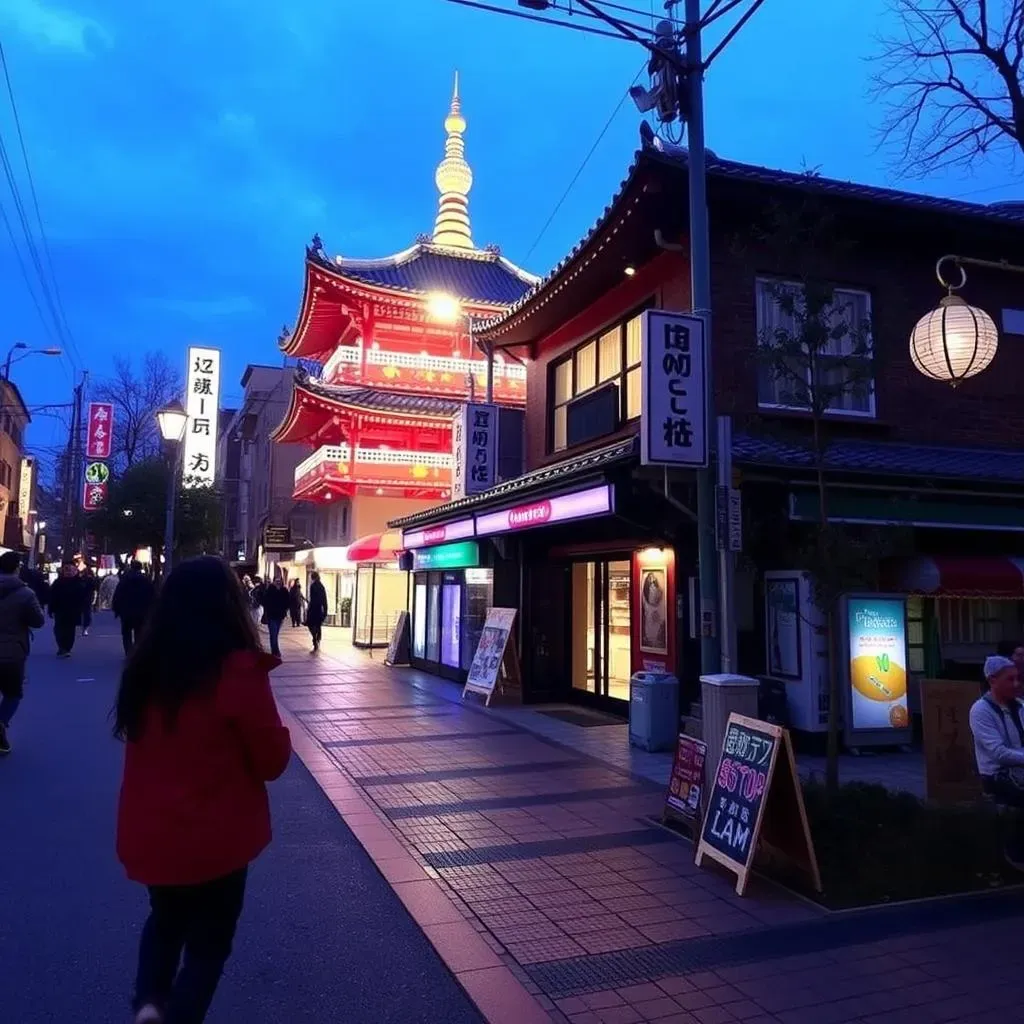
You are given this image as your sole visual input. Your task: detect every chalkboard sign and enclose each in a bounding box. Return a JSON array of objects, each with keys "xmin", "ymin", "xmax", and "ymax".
[
  {"xmin": 695, "ymin": 713, "xmax": 820, "ymax": 896},
  {"xmin": 663, "ymin": 734, "xmax": 707, "ymax": 828}
]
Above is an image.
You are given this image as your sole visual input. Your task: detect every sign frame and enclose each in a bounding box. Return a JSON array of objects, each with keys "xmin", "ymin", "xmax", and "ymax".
[
  {"xmin": 452, "ymin": 402, "xmax": 498, "ymax": 500},
  {"xmin": 640, "ymin": 309, "xmax": 709, "ymax": 469},
  {"xmin": 411, "ymin": 540, "xmax": 480, "ymax": 572},
  {"xmin": 474, "ymin": 483, "xmax": 613, "ymax": 538},
  {"xmin": 920, "ymin": 678, "xmax": 981, "ymax": 804},
  {"xmin": 183, "ymin": 345, "xmax": 221, "ymax": 488},
  {"xmin": 663, "ymin": 732, "xmax": 708, "ymax": 830},
  {"xmin": 840, "ymin": 592, "xmax": 913, "ymax": 749},
  {"xmin": 463, "ymin": 607, "xmax": 521, "ymax": 706},
  {"xmin": 402, "ymin": 517, "xmax": 475, "ymax": 550},
  {"xmin": 85, "ymin": 402, "xmax": 114, "ymax": 461}
]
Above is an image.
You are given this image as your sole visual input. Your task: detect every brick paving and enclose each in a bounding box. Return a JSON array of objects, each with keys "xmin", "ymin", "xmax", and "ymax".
[{"xmin": 273, "ymin": 628, "xmax": 1023, "ymax": 1023}]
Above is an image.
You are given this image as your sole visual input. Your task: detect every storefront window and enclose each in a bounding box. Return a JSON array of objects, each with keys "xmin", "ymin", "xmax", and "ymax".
[
  {"xmin": 570, "ymin": 558, "xmax": 632, "ymax": 702},
  {"xmin": 354, "ymin": 565, "xmax": 408, "ymax": 647},
  {"xmin": 426, "ymin": 578, "xmax": 441, "ymax": 662},
  {"xmin": 441, "ymin": 577, "xmax": 462, "ymax": 668},
  {"xmin": 413, "ymin": 580, "xmax": 427, "ymax": 658},
  {"xmin": 461, "ymin": 568, "xmax": 494, "ymax": 669}
]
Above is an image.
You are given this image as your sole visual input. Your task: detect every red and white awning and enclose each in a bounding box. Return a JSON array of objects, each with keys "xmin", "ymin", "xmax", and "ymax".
[
  {"xmin": 346, "ymin": 531, "xmax": 404, "ymax": 564},
  {"xmin": 883, "ymin": 556, "xmax": 1024, "ymax": 598}
]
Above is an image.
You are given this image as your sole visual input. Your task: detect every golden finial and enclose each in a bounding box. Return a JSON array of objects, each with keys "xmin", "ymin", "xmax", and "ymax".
[{"xmin": 433, "ymin": 71, "xmax": 473, "ymax": 250}]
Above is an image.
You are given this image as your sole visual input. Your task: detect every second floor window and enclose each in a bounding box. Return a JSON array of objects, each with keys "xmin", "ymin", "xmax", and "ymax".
[
  {"xmin": 756, "ymin": 278, "xmax": 874, "ymax": 417},
  {"xmin": 551, "ymin": 312, "xmax": 644, "ymax": 452}
]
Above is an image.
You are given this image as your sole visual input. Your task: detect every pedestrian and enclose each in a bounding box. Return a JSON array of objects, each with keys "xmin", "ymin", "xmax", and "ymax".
[
  {"xmin": 98, "ymin": 571, "xmax": 118, "ymax": 611},
  {"xmin": 48, "ymin": 561, "xmax": 82, "ymax": 659},
  {"xmin": 970, "ymin": 654, "xmax": 1024, "ymax": 869},
  {"xmin": 114, "ymin": 555, "xmax": 291, "ymax": 1024},
  {"xmin": 997, "ymin": 640, "xmax": 1024, "ymax": 697},
  {"xmin": 288, "ymin": 580, "xmax": 304, "ymax": 628},
  {"xmin": 306, "ymin": 571, "xmax": 328, "ymax": 653},
  {"xmin": 19, "ymin": 561, "xmax": 50, "ymax": 612},
  {"xmin": 249, "ymin": 578, "xmax": 265, "ymax": 630},
  {"xmin": 0, "ymin": 551, "xmax": 45, "ymax": 755},
  {"xmin": 80, "ymin": 566, "xmax": 98, "ymax": 635},
  {"xmin": 260, "ymin": 577, "xmax": 290, "ymax": 658},
  {"xmin": 113, "ymin": 561, "xmax": 156, "ymax": 656}
]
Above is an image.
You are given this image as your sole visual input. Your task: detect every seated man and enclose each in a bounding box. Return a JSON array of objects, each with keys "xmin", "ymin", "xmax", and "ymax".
[{"xmin": 970, "ymin": 655, "xmax": 1024, "ymax": 868}]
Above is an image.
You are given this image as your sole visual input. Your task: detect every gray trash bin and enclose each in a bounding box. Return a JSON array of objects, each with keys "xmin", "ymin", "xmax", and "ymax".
[{"xmin": 629, "ymin": 670, "xmax": 680, "ymax": 752}]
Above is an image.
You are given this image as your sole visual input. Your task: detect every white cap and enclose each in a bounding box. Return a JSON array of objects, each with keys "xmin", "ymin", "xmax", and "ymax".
[{"xmin": 984, "ymin": 655, "xmax": 1015, "ymax": 678}]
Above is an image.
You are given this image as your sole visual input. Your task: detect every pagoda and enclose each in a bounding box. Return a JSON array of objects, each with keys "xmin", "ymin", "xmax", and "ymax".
[{"xmin": 273, "ymin": 76, "xmax": 537, "ymax": 511}]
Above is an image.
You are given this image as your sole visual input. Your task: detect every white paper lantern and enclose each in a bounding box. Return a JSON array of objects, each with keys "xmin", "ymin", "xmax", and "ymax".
[{"xmin": 909, "ymin": 294, "xmax": 998, "ymax": 385}]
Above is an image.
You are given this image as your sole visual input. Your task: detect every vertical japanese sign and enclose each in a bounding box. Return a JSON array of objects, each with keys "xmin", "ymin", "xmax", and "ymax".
[
  {"xmin": 17, "ymin": 456, "xmax": 34, "ymax": 526},
  {"xmin": 451, "ymin": 402, "xmax": 497, "ymax": 500},
  {"xmin": 183, "ymin": 346, "xmax": 221, "ymax": 487},
  {"xmin": 82, "ymin": 402, "xmax": 114, "ymax": 511},
  {"xmin": 640, "ymin": 310, "xmax": 708, "ymax": 468}
]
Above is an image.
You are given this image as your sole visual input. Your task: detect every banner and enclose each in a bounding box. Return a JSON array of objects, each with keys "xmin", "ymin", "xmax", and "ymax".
[
  {"xmin": 86, "ymin": 402, "xmax": 113, "ymax": 460},
  {"xmin": 183, "ymin": 346, "xmax": 221, "ymax": 487}
]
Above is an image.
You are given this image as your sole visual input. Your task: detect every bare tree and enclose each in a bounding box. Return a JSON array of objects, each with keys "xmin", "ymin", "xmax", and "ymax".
[
  {"xmin": 93, "ymin": 352, "xmax": 182, "ymax": 470},
  {"xmin": 873, "ymin": 0, "xmax": 1024, "ymax": 174}
]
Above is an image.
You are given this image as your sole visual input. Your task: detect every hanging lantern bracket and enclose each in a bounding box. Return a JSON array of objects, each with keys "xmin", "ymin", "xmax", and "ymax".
[{"xmin": 936, "ymin": 253, "xmax": 1024, "ymax": 293}]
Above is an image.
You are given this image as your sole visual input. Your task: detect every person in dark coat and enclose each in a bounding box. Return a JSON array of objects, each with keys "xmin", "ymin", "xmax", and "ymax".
[
  {"xmin": 260, "ymin": 578, "xmax": 290, "ymax": 658},
  {"xmin": 0, "ymin": 551, "xmax": 45, "ymax": 754},
  {"xmin": 306, "ymin": 571, "xmax": 328, "ymax": 653},
  {"xmin": 49, "ymin": 561, "xmax": 83, "ymax": 658},
  {"xmin": 80, "ymin": 567, "xmax": 98, "ymax": 636},
  {"xmin": 19, "ymin": 562, "xmax": 50, "ymax": 612},
  {"xmin": 288, "ymin": 581, "xmax": 304, "ymax": 628},
  {"xmin": 113, "ymin": 562, "xmax": 156, "ymax": 656}
]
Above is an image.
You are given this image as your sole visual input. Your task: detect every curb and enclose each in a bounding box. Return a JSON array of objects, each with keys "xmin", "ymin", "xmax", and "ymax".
[{"xmin": 280, "ymin": 704, "xmax": 553, "ymax": 1024}]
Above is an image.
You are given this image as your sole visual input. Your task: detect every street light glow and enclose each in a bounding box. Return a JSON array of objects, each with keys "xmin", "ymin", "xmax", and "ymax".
[
  {"xmin": 155, "ymin": 400, "xmax": 188, "ymax": 443},
  {"xmin": 425, "ymin": 291, "xmax": 462, "ymax": 323}
]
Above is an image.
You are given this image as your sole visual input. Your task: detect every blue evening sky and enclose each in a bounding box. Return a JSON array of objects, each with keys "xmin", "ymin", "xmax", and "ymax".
[{"xmin": 1, "ymin": 0, "xmax": 1018, "ymax": 468}]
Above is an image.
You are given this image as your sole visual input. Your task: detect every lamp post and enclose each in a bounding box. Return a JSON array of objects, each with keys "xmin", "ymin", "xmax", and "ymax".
[
  {"xmin": 155, "ymin": 400, "xmax": 188, "ymax": 579},
  {"xmin": 909, "ymin": 254, "xmax": 1014, "ymax": 385},
  {"xmin": 3, "ymin": 343, "xmax": 62, "ymax": 379},
  {"xmin": 426, "ymin": 291, "xmax": 493, "ymax": 401}
]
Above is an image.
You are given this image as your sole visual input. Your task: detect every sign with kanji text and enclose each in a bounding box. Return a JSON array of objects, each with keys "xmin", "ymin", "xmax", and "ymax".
[
  {"xmin": 86, "ymin": 402, "xmax": 114, "ymax": 460},
  {"xmin": 452, "ymin": 402, "xmax": 498, "ymax": 500},
  {"xmin": 82, "ymin": 478, "xmax": 107, "ymax": 511},
  {"xmin": 640, "ymin": 310, "xmax": 708, "ymax": 468},
  {"xmin": 182, "ymin": 346, "xmax": 221, "ymax": 488}
]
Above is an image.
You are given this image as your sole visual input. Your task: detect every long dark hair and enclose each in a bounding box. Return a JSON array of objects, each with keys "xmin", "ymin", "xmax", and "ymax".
[{"xmin": 113, "ymin": 555, "xmax": 261, "ymax": 741}]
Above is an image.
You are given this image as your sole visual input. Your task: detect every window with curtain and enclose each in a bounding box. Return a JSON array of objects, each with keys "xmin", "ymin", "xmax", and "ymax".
[
  {"xmin": 550, "ymin": 312, "xmax": 645, "ymax": 453},
  {"xmin": 755, "ymin": 278, "xmax": 875, "ymax": 416}
]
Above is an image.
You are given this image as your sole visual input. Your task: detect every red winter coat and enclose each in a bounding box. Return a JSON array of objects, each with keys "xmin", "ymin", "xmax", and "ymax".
[{"xmin": 116, "ymin": 650, "xmax": 291, "ymax": 887}]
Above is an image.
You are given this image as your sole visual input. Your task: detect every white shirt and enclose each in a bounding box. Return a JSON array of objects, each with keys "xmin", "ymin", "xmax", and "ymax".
[{"xmin": 969, "ymin": 695, "xmax": 1024, "ymax": 776}]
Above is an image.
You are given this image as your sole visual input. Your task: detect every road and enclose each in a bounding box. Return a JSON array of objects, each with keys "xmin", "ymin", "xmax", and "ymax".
[{"xmin": 0, "ymin": 613, "xmax": 482, "ymax": 1024}]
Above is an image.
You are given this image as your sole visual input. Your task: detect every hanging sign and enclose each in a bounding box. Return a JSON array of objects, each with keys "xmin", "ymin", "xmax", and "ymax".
[
  {"xmin": 463, "ymin": 607, "xmax": 520, "ymax": 706},
  {"xmin": 452, "ymin": 402, "xmax": 498, "ymax": 500},
  {"xmin": 17, "ymin": 456, "xmax": 33, "ymax": 526},
  {"xmin": 663, "ymin": 733, "xmax": 708, "ymax": 828},
  {"xmin": 86, "ymin": 402, "xmax": 114, "ymax": 460},
  {"xmin": 695, "ymin": 713, "xmax": 820, "ymax": 896},
  {"xmin": 183, "ymin": 346, "xmax": 221, "ymax": 488},
  {"xmin": 475, "ymin": 484, "xmax": 612, "ymax": 537},
  {"xmin": 640, "ymin": 310, "xmax": 708, "ymax": 468},
  {"xmin": 82, "ymin": 478, "xmax": 107, "ymax": 511}
]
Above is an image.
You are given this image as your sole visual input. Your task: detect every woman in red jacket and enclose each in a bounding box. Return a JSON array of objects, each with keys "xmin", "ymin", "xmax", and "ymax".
[{"xmin": 114, "ymin": 555, "xmax": 291, "ymax": 1024}]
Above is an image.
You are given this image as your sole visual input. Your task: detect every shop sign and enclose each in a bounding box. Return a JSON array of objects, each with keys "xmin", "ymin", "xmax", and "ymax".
[
  {"xmin": 17, "ymin": 456, "xmax": 33, "ymax": 525},
  {"xmin": 640, "ymin": 310, "xmax": 708, "ymax": 468},
  {"xmin": 475, "ymin": 483, "xmax": 612, "ymax": 537},
  {"xmin": 451, "ymin": 402, "xmax": 498, "ymax": 500},
  {"xmin": 664, "ymin": 733, "xmax": 707, "ymax": 826},
  {"xmin": 82, "ymin": 477, "xmax": 107, "ymax": 511},
  {"xmin": 86, "ymin": 402, "xmax": 114, "ymax": 460},
  {"xmin": 264, "ymin": 525, "xmax": 292, "ymax": 551},
  {"xmin": 182, "ymin": 346, "xmax": 221, "ymax": 488},
  {"xmin": 412, "ymin": 540, "xmax": 479, "ymax": 571},
  {"xmin": 842, "ymin": 595, "xmax": 911, "ymax": 739},
  {"xmin": 401, "ymin": 517, "xmax": 475, "ymax": 550}
]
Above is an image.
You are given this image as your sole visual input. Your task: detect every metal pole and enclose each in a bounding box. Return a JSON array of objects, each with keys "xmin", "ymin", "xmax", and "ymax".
[
  {"xmin": 716, "ymin": 415, "xmax": 737, "ymax": 672},
  {"xmin": 163, "ymin": 446, "xmax": 178, "ymax": 580},
  {"xmin": 686, "ymin": 0, "xmax": 722, "ymax": 676}
]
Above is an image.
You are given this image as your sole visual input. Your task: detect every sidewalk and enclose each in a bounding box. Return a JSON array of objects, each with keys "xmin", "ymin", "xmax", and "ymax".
[
  {"xmin": 275, "ymin": 625, "xmax": 1024, "ymax": 1024},
  {"xmin": 1, "ymin": 615, "xmax": 482, "ymax": 1023}
]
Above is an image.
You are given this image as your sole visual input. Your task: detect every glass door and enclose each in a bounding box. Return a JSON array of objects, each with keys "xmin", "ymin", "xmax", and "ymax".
[{"xmin": 570, "ymin": 558, "xmax": 632, "ymax": 703}]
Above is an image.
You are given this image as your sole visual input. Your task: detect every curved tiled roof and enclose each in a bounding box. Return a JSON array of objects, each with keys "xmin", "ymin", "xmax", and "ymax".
[
  {"xmin": 311, "ymin": 242, "xmax": 537, "ymax": 307},
  {"xmin": 300, "ymin": 376, "xmax": 463, "ymax": 418},
  {"xmin": 479, "ymin": 129, "xmax": 1024, "ymax": 338}
]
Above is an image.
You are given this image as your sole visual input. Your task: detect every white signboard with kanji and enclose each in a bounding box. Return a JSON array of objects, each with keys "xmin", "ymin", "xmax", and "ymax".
[
  {"xmin": 640, "ymin": 310, "xmax": 708, "ymax": 468},
  {"xmin": 182, "ymin": 346, "xmax": 221, "ymax": 488},
  {"xmin": 86, "ymin": 402, "xmax": 113, "ymax": 460},
  {"xmin": 451, "ymin": 402, "xmax": 497, "ymax": 501}
]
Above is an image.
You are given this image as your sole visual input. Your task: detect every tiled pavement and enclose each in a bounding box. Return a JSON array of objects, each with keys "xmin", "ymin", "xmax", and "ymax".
[{"xmin": 272, "ymin": 628, "xmax": 1023, "ymax": 1024}]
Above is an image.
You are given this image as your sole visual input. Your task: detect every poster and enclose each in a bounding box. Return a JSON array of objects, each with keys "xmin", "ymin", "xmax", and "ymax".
[
  {"xmin": 464, "ymin": 607, "xmax": 516, "ymax": 698},
  {"xmin": 639, "ymin": 567, "xmax": 668, "ymax": 655},
  {"xmin": 665, "ymin": 734, "xmax": 707, "ymax": 823},
  {"xmin": 766, "ymin": 577, "xmax": 801, "ymax": 679},
  {"xmin": 846, "ymin": 597, "xmax": 910, "ymax": 731}
]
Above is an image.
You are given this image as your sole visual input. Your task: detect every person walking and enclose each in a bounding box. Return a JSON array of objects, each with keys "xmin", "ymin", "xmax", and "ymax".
[
  {"xmin": 249, "ymin": 579, "xmax": 265, "ymax": 631},
  {"xmin": 113, "ymin": 562, "xmax": 156, "ymax": 656},
  {"xmin": 19, "ymin": 561, "xmax": 50, "ymax": 612},
  {"xmin": 114, "ymin": 555, "xmax": 290, "ymax": 1024},
  {"xmin": 80, "ymin": 566, "xmax": 98, "ymax": 636},
  {"xmin": 0, "ymin": 551, "xmax": 45, "ymax": 755},
  {"xmin": 260, "ymin": 578, "xmax": 290, "ymax": 658},
  {"xmin": 306, "ymin": 571, "xmax": 328, "ymax": 653},
  {"xmin": 48, "ymin": 561, "xmax": 83, "ymax": 659},
  {"xmin": 288, "ymin": 580, "xmax": 304, "ymax": 628}
]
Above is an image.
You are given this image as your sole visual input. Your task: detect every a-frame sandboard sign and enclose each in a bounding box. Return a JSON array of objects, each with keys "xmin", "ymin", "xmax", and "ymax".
[
  {"xmin": 462, "ymin": 607, "xmax": 522, "ymax": 707},
  {"xmin": 695, "ymin": 713, "xmax": 821, "ymax": 897}
]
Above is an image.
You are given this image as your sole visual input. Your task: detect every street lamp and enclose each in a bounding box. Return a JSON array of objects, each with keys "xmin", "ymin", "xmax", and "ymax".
[
  {"xmin": 426, "ymin": 291, "xmax": 494, "ymax": 402},
  {"xmin": 3, "ymin": 343, "xmax": 62, "ymax": 379},
  {"xmin": 910, "ymin": 256, "xmax": 1001, "ymax": 385},
  {"xmin": 155, "ymin": 400, "xmax": 188, "ymax": 579}
]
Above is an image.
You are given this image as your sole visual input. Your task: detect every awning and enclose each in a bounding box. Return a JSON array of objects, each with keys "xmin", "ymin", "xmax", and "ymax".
[
  {"xmin": 346, "ymin": 531, "xmax": 403, "ymax": 564},
  {"xmin": 882, "ymin": 556, "xmax": 1024, "ymax": 598}
]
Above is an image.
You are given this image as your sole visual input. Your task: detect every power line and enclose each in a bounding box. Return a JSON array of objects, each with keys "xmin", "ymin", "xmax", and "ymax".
[{"xmin": 443, "ymin": 0, "xmax": 628, "ymax": 40}]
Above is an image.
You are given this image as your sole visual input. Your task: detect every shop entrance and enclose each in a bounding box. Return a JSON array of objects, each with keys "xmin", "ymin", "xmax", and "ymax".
[{"xmin": 570, "ymin": 558, "xmax": 632, "ymax": 705}]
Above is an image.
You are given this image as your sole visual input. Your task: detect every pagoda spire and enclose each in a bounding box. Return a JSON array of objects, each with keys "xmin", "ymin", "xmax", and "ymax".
[{"xmin": 432, "ymin": 72, "xmax": 474, "ymax": 250}]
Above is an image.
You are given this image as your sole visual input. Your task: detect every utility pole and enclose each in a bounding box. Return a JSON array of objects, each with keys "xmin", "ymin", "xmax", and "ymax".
[{"xmin": 61, "ymin": 374, "xmax": 86, "ymax": 557}]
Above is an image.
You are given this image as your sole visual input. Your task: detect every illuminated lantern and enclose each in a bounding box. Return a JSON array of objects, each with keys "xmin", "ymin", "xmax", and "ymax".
[{"xmin": 909, "ymin": 295, "xmax": 998, "ymax": 385}]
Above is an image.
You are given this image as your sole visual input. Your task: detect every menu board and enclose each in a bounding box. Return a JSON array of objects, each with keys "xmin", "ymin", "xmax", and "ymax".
[
  {"xmin": 845, "ymin": 596, "xmax": 910, "ymax": 734},
  {"xmin": 695, "ymin": 713, "xmax": 820, "ymax": 896},
  {"xmin": 463, "ymin": 608, "xmax": 518, "ymax": 705},
  {"xmin": 384, "ymin": 611, "xmax": 411, "ymax": 667},
  {"xmin": 664, "ymin": 734, "xmax": 707, "ymax": 826},
  {"xmin": 921, "ymin": 679, "xmax": 981, "ymax": 804}
]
